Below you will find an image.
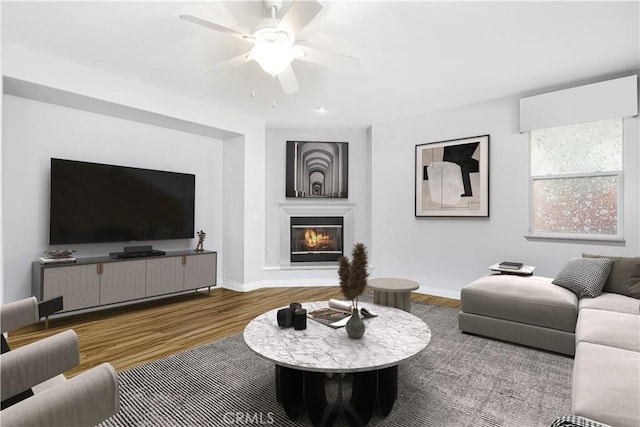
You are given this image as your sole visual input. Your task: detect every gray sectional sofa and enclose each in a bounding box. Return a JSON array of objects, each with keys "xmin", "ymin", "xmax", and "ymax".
[
  {"xmin": 459, "ymin": 274, "xmax": 578, "ymax": 355},
  {"xmin": 459, "ymin": 255, "xmax": 640, "ymax": 427},
  {"xmin": 572, "ymin": 291, "xmax": 639, "ymax": 427}
]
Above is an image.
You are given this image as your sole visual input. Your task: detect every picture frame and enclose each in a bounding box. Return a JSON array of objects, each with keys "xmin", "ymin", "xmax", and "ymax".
[
  {"xmin": 286, "ymin": 141, "xmax": 349, "ymax": 198},
  {"xmin": 415, "ymin": 135, "xmax": 489, "ymax": 217}
]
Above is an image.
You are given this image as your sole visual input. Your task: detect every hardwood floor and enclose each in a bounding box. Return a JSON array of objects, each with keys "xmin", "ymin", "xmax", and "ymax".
[{"xmin": 6, "ymin": 286, "xmax": 460, "ymax": 377}]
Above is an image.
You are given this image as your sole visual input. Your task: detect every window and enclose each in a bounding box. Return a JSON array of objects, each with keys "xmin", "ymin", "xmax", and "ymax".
[{"xmin": 529, "ymin": 118, "xmax": 624, "ymax": 240}]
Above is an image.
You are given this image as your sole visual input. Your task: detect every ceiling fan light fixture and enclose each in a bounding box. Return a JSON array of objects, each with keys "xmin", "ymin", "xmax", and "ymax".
[
  {"xmin": 181, "ymin": 0, "xmax": 341, "ymax": 95},
  {"xmin": 250, "ymin": 28, "xmax": 294, "ymax": 76}
]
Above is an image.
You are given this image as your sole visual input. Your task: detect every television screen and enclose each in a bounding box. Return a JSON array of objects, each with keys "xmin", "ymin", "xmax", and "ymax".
[{"xmin": 50, "ymin": 158, "xmax": 195, "ymax": 245}]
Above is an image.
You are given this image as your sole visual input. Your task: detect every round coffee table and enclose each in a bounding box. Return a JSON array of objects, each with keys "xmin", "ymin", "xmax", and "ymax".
[
  {"xmin": 367, "ymin": 278, "xmax": 420, "ymax": 312},
  {"xmin": 244, "ymin": 301, "xmax": 431, "ymax": 426}
]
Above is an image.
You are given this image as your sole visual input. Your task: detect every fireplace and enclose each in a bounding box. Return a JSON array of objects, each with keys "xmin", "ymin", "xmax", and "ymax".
[{"xmin": 290, "ymin": 217, "xmax": 344, "ymax": 263}]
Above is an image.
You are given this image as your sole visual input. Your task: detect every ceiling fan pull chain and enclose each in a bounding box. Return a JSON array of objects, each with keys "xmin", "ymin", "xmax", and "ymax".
[
  {"xmin": 272, "ymin": 99, "xmax": 276, "ymax": 108},
  {"xmin": 265, "ymin": 0, "xmax": 282, "ymax": 19}
]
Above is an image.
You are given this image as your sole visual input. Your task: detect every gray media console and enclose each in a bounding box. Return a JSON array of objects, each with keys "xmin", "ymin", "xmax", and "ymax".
[{"xmin": 32, "ymin": 250, "xmax": 217, "ymax": 313}]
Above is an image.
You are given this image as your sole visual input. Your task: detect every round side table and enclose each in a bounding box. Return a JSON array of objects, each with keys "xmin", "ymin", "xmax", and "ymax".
[{"xmin": 367, "ymin": 277, "xmax": 419, "ymax": 312}]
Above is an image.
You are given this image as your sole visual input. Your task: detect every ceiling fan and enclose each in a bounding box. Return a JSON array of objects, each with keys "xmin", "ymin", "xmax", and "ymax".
[{"xmin": 180, "ymin": 0, "xmax": 359, "ymax": 94}]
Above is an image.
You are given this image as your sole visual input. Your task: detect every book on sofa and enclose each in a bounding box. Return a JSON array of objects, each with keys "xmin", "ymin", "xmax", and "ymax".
[
  {"xmin": 498, "ymin": 261, "xmax": 523, "ymax": 269},
  {"xmin": 489, "ymin": 263, "xmax": 535, "ymax": 276}
]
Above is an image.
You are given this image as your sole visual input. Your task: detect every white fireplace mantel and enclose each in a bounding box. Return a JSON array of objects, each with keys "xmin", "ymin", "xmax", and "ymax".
[{"xmin": 279, "ymin": 202, "xmax": 355, "ymax": 268}]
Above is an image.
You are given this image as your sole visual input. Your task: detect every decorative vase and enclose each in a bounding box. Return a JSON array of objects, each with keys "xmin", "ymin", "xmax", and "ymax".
[{"xmin": 346, "ymin": 308, "xmax": 365, "ymax": 339}]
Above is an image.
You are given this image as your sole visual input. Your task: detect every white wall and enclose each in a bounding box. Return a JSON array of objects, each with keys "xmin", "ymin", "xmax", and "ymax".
[
  {"xmin": 2, "ymin": 95, "xmax": 224, "ymax": 302},
  {"xmin": 223, "ymin": 135, "xmax": 245, "ymax": 287},
  {"xmin": 2, "ymin": 42, "xmax": 268, "ymax": 296},
  {"xmin": 371, "ymin": 94, "xmax": 639, "ymax": 299},
  {"xmin": 262, "ymin": 128, "xmax": 371, "ymax": 285},
  {"xmin": 3, "ymin": 43, "xmax": 637, "ymax": 301}
]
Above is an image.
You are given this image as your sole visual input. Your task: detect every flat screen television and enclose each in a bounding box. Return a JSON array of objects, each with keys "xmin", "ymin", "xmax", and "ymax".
[{"xmin": 50, "ymin": 158, "xmax": 195, "ymax": 245}]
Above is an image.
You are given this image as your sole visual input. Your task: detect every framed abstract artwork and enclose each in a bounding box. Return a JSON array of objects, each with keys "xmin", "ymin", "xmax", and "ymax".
[
  {"xmin": 415, "ymin": 135, "xmax": 489, "ymax": 217},
  {"xmin": 286, "ymin": 141, "xmax": 349, "ymax": 198}
]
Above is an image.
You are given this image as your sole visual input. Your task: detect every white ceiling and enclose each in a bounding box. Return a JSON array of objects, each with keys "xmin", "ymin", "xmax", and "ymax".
[{"xmin": 2, "ymin": 1, "xmax": 639, "ymax": 129}]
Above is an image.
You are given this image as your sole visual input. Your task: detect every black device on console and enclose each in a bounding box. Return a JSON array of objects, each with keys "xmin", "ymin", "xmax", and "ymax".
[
  {"xmin": 109, "ymin": 245, "xmax": 166, "ymax": 259},
  {"xmin": 277, "ymin": 302, "xmax": 306, "ymax": 330}
]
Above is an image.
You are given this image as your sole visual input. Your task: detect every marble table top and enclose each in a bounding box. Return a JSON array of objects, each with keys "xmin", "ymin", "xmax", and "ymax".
[{"xmin": 243, "ymin": 301, "xmax": 432, "ymax": 373}]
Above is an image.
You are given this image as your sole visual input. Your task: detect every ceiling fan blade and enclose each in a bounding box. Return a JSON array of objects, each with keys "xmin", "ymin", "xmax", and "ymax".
[
  {"xmin": 179, "ymin": 14, "xmax": 252, "ymax": 42},
  {"xmin": 277, "ymin": 0, "xmax": 323, "ymax": 36},
  {"xmin": 296, "ymin": 46, "xmax": 360, "ymax": 71},
  {"xmin": 278, "ymin": 65, "xmax": 299, "ymax": 94},
  {"xmin": 202, "ymin": 52, "xmax": 252, "ymax": 73}
]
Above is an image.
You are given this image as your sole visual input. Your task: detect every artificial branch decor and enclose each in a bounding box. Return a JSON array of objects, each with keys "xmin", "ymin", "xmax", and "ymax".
[{"xmin": 338, "ymin": 243, "xmax": 369, "ymax": 309}]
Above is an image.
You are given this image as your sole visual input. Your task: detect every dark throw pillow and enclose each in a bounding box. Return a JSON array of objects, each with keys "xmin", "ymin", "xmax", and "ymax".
[
  {"xmin": 552, "ymin": 257, "xmax": 614, "ymax": 298},
  {"xmin": 551, "ymin": 415, "xmax": 611, "ymax": 427},
  {"xmin": 583, "ymin": 253, "xmax": 640, "ymax": 299}
]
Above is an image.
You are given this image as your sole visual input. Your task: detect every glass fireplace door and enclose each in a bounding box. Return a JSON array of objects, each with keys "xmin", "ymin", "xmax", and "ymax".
[{"xmin": 290, "ymin": 217, "xmax": 343, "ymax": 263}]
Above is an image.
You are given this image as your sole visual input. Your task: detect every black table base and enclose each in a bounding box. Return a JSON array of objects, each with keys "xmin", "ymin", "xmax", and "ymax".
[{"xmin": 274, "ymin": 365, "xmax": 398, "ymax": 427}]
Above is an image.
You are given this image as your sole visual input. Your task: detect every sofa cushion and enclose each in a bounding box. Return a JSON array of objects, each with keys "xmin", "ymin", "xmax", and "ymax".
[
  {"xmin": 461, "ymin": 275, "xmax": 578, "ymax": 332},
  {"xmin": 553, "ymin": 258, "xmax": 614, "ymax": 298},
  {"xmin": 583, "ymin": 254, "xmax": 640, "ymax": 299},
  {"xmin": 579, "ymin": 292, "xmax": 640, "ymax": 315},
  {"xmin": 572, "ymin": 342, "xmax": 640, "ymax": 427},
  {"xmin": 576, "ymin": 308, "xmax": 640, "ymax": 352}
]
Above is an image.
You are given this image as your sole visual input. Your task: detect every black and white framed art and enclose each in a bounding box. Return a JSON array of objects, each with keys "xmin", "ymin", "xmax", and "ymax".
[
  {"xmin": 286, "ymin": 141, "xmax": 349, "ymax": 198},
  {"xmin": 415, "ymin": 135, "xmax": 489, "ymax": 217}
]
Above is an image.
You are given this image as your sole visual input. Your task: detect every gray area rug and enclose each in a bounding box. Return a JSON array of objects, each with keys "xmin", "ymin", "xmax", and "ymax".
[{"xmin": 99, "ymin": 300, "xmax": 573, "ymax": 426}]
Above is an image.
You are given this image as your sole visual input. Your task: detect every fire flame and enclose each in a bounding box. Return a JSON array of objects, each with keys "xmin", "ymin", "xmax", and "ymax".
[{"xmin": 304, "ymin": 229, "xmax": 329, "ymax": 248}]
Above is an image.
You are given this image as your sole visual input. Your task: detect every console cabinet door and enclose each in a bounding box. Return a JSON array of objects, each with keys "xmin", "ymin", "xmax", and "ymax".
[
  {"xmin": 184, "ymin": 253, "xmax": 217, "ymax": 290},
  {"xmin": 42, "ymin": 264, "xmax": 100, "ymax": 311},
  {"xmin": 100, "ymin": 260, "xmax": 146, "ymax": 305},
  {"xmin": 146, "ymin": 257, "xmax": 184, "ymax": 297}
]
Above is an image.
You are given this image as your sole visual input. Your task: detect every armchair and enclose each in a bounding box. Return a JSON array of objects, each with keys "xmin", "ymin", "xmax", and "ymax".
[{"xmin": 1, "ymin": 297, "xmax": 119, "ymax": 426}]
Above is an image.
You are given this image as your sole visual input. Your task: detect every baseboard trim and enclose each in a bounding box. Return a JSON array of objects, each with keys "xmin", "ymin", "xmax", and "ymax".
[
  {"xmin": 415, "ymin": 286, "xmax": 461, "ymax": 300},
  {"xmin": 221, "ymin": 279, "xmax": 460, "ymax": 300},
  {"xmin": 221, "ymin": 278, "xmax": 339, "ymax": 292}
]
